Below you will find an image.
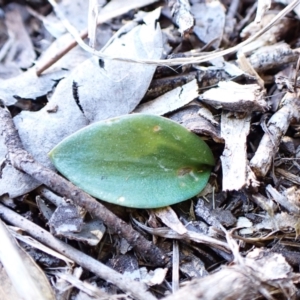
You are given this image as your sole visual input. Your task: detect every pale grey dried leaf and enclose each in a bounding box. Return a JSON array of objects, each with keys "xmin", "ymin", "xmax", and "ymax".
[
  {"xmin": 74, "ymin": 8, "xmax": 163, "ymax": 122},
  {"xmin": 38, "ymin": 33, "xmax": 92, "ymax": 74},
  {"xmin": 0, "ymin": 69, "xmax": 67, "ymax": 106},
  {"xmin": 32, "ymin": 11, "xmax": 66, "ymax": 38},
  {"xmin": 13, "ymin": 77, "xmax": 88, "ymax": 169},
  {"xmin": 0, "ymin": 82, "xmax": 87, "ymax": 198},
  {"xmin": 0, "ymin": 63, "xmax": 21, "ymax": 80},
  {"xmin": 0, "ymin": 163, "xmax": 39, "ymax": 198},
  {"xmin": 0, "ymin": 31, "xmax": 92, "ymax": 106},
  {"xmin": 58, "ymin": 0, "xmax": 91, "ymax": 31},
  {"xmin": 192, "ymin": 1, "xmax": 225, "ymax": 49},
  {"xmin": 99, "ymin": 0, "xmax": 159, "ymax": 16},
  {"xmin": 222, "ymin": 62, "xmax": 245, "ymax": 77}
]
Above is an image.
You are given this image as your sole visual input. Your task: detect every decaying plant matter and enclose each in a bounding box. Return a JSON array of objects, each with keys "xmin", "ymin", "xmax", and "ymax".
[{"xmin": 2, "ymin": 0, "xmax": 300, "ymax": 299}]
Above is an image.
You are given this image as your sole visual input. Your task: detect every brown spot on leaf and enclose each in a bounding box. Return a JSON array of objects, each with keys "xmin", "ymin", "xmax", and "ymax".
[{"xmin": 177, "ymin": 167, "xmax": 193, "ymax": 176}]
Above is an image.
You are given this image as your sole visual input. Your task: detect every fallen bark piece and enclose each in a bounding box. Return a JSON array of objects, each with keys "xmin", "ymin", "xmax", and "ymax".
[
  {"xmin": 168, "ymin": 104, "xmax": 223, "ymax": 143},
  {"xmin": 134, "ymin": 79, "xmax": 199, "ymax": 115},
  {"xmin": 250, "ymin": 92, "xmax": 300, "ymax": 177},
  {"xmin": 199, "ymin": 81, "xmax": 267, "ymax": 112},
  {"xmin": 145, "ymin": 72, "xmax": 196, "ymax": 100},
  {"xmin": 248, "ymin": 43, "xmax": 299, "ymax": 72},
  {"xmin": 220, "ymin": 112, "xmax": 251, "ymax": 191},
  {"xmin": 163, "ymin": 249, "xmax": 299, "ymax": 300},
  {"xmin": 195, "ymin": 198, "xmax": 236, "ymax": 229},
  {"xmin": 196, "ymin": 65, "xmax": 243, "ymax": 89}
]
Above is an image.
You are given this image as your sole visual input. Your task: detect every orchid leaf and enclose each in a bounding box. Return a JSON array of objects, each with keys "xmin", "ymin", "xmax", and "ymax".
[{"xmin": 49, "ymin": 114, "xmax": 214, "ymax": 208}]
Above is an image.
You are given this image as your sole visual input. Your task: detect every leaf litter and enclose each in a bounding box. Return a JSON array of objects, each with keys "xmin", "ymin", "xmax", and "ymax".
[{"xmin": 1, "ymin": 0, "xmax": 300, "ymax": 299}]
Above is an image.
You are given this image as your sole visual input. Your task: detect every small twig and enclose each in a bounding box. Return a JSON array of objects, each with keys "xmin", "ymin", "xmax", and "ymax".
[
  {"xmin": 0, "ymin": 204, "xmax": 156, "ymax": 300},
  {"xmin": 0, "ymin": 107, "xmax": 166, "ymax": 266}
]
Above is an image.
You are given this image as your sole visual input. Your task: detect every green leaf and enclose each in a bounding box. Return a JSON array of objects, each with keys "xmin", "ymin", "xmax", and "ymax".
[{"xmin": 49, "ymin": 114, "xmax": 214, "ymax": 208}]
